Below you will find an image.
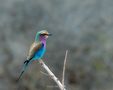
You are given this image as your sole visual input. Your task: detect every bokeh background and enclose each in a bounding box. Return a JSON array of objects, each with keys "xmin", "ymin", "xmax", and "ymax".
[{"xmin": 0, "ymin": 0, "xmax": 113, "ymax": 90}]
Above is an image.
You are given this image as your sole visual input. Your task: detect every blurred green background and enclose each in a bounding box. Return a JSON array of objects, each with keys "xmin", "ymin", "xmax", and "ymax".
[{"xmin": 0, "ymin": 0, "xmax": 113, "ymax": 90}]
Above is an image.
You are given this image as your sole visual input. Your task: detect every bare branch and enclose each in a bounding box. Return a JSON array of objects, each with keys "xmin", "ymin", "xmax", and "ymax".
[
  {"xmin": 39, "ymin": 59, "xmax": 66, "ymax": 90},
  {"xmin": 47, "ymin": 85, "xmax": 58, "ymax": 88},
  {"xmin": 62, "ymin": 50, "xmax": 68, "ymax": 89},
  {"xmin": 40, "ymin": 71, "xmax": 49, "ymax": 76}
]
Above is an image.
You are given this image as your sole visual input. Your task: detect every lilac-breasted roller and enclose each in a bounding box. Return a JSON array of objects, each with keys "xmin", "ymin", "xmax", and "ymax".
[{"xmin": 18, "ymin": 30, "xmax": 52, "ymax": 80}]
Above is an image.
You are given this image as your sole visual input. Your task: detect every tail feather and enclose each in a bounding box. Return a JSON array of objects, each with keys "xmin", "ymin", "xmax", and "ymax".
[
  {"xmin": 17, "ymin": 71, "xmax": 24, "ymax": 81},
  {"xmin": 17, "ymin": 60, "xmax": 30, "ymax": 81}
]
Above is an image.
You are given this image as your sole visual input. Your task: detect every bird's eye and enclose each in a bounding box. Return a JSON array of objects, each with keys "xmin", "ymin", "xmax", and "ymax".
[{"xmin": 41, "ymin": 34, "xmax": 47, "ymax": 36}]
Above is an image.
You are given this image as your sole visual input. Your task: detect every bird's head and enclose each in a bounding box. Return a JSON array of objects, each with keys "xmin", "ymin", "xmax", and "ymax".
[{"xmin": 35, "ymin": 30, "xmax": 52, "ymax": 41}]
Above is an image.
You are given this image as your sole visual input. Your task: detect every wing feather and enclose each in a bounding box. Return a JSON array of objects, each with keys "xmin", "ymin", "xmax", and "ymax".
[{"xmin": 27, "ymin": 42, "xmax": 42, "ymax": 60}]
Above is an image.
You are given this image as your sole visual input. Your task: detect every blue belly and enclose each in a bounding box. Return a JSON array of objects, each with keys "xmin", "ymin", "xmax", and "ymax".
[{"xmin": 32, "ymin": 46, "xmax": 46, "ymax": 60}]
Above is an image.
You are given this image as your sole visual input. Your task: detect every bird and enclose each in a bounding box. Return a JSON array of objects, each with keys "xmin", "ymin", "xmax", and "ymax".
[{"xmin": 17, "ymin": 30, "xmax": 52, "ymax": 81}]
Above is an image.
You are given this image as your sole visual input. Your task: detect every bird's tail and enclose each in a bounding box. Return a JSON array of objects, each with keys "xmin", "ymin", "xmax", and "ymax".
[{"xmin": 17, "ymin": 60, "xmax": 30, "ymax": 81}]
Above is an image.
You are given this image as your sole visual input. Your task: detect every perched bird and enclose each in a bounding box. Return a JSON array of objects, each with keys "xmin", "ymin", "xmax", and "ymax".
[{"xmin": 18, "ymin": 30, "xmax": 52, "ymax": 81}]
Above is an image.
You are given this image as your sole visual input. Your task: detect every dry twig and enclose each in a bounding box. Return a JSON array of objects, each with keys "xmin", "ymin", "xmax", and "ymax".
[
  {"xmin": 39, "ymin": 59, "xmax": 66, "ymax": 90},
  {"xmin": 62, "ymin": 50, "xmax": 68, "ymax": 89}
]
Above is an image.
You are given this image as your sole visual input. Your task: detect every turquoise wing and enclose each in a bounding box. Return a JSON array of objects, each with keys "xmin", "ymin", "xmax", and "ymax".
[
  {"xmin": 27, "ymin": 42, "xmax": 43, "ymax": 60},
  {"xmin": 32, "ymin": 43, "xmax": 46, "ymax": 60}
]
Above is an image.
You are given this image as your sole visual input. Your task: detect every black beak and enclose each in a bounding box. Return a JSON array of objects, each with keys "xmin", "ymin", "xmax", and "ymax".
[{"xmin": 48, "ymin": 33, "xmax": 52, "ymax": 36}]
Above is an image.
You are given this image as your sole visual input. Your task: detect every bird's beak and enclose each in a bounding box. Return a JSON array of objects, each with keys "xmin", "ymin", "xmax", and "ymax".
[{"xmin": 48, "ymin": 33, "xmax": 52, "ymax": 36}]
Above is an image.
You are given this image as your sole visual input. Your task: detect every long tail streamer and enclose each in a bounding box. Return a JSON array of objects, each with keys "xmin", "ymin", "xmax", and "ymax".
[{"xmin": 17, "ymin": 60, "xmax": 30, "ymax": 81}]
